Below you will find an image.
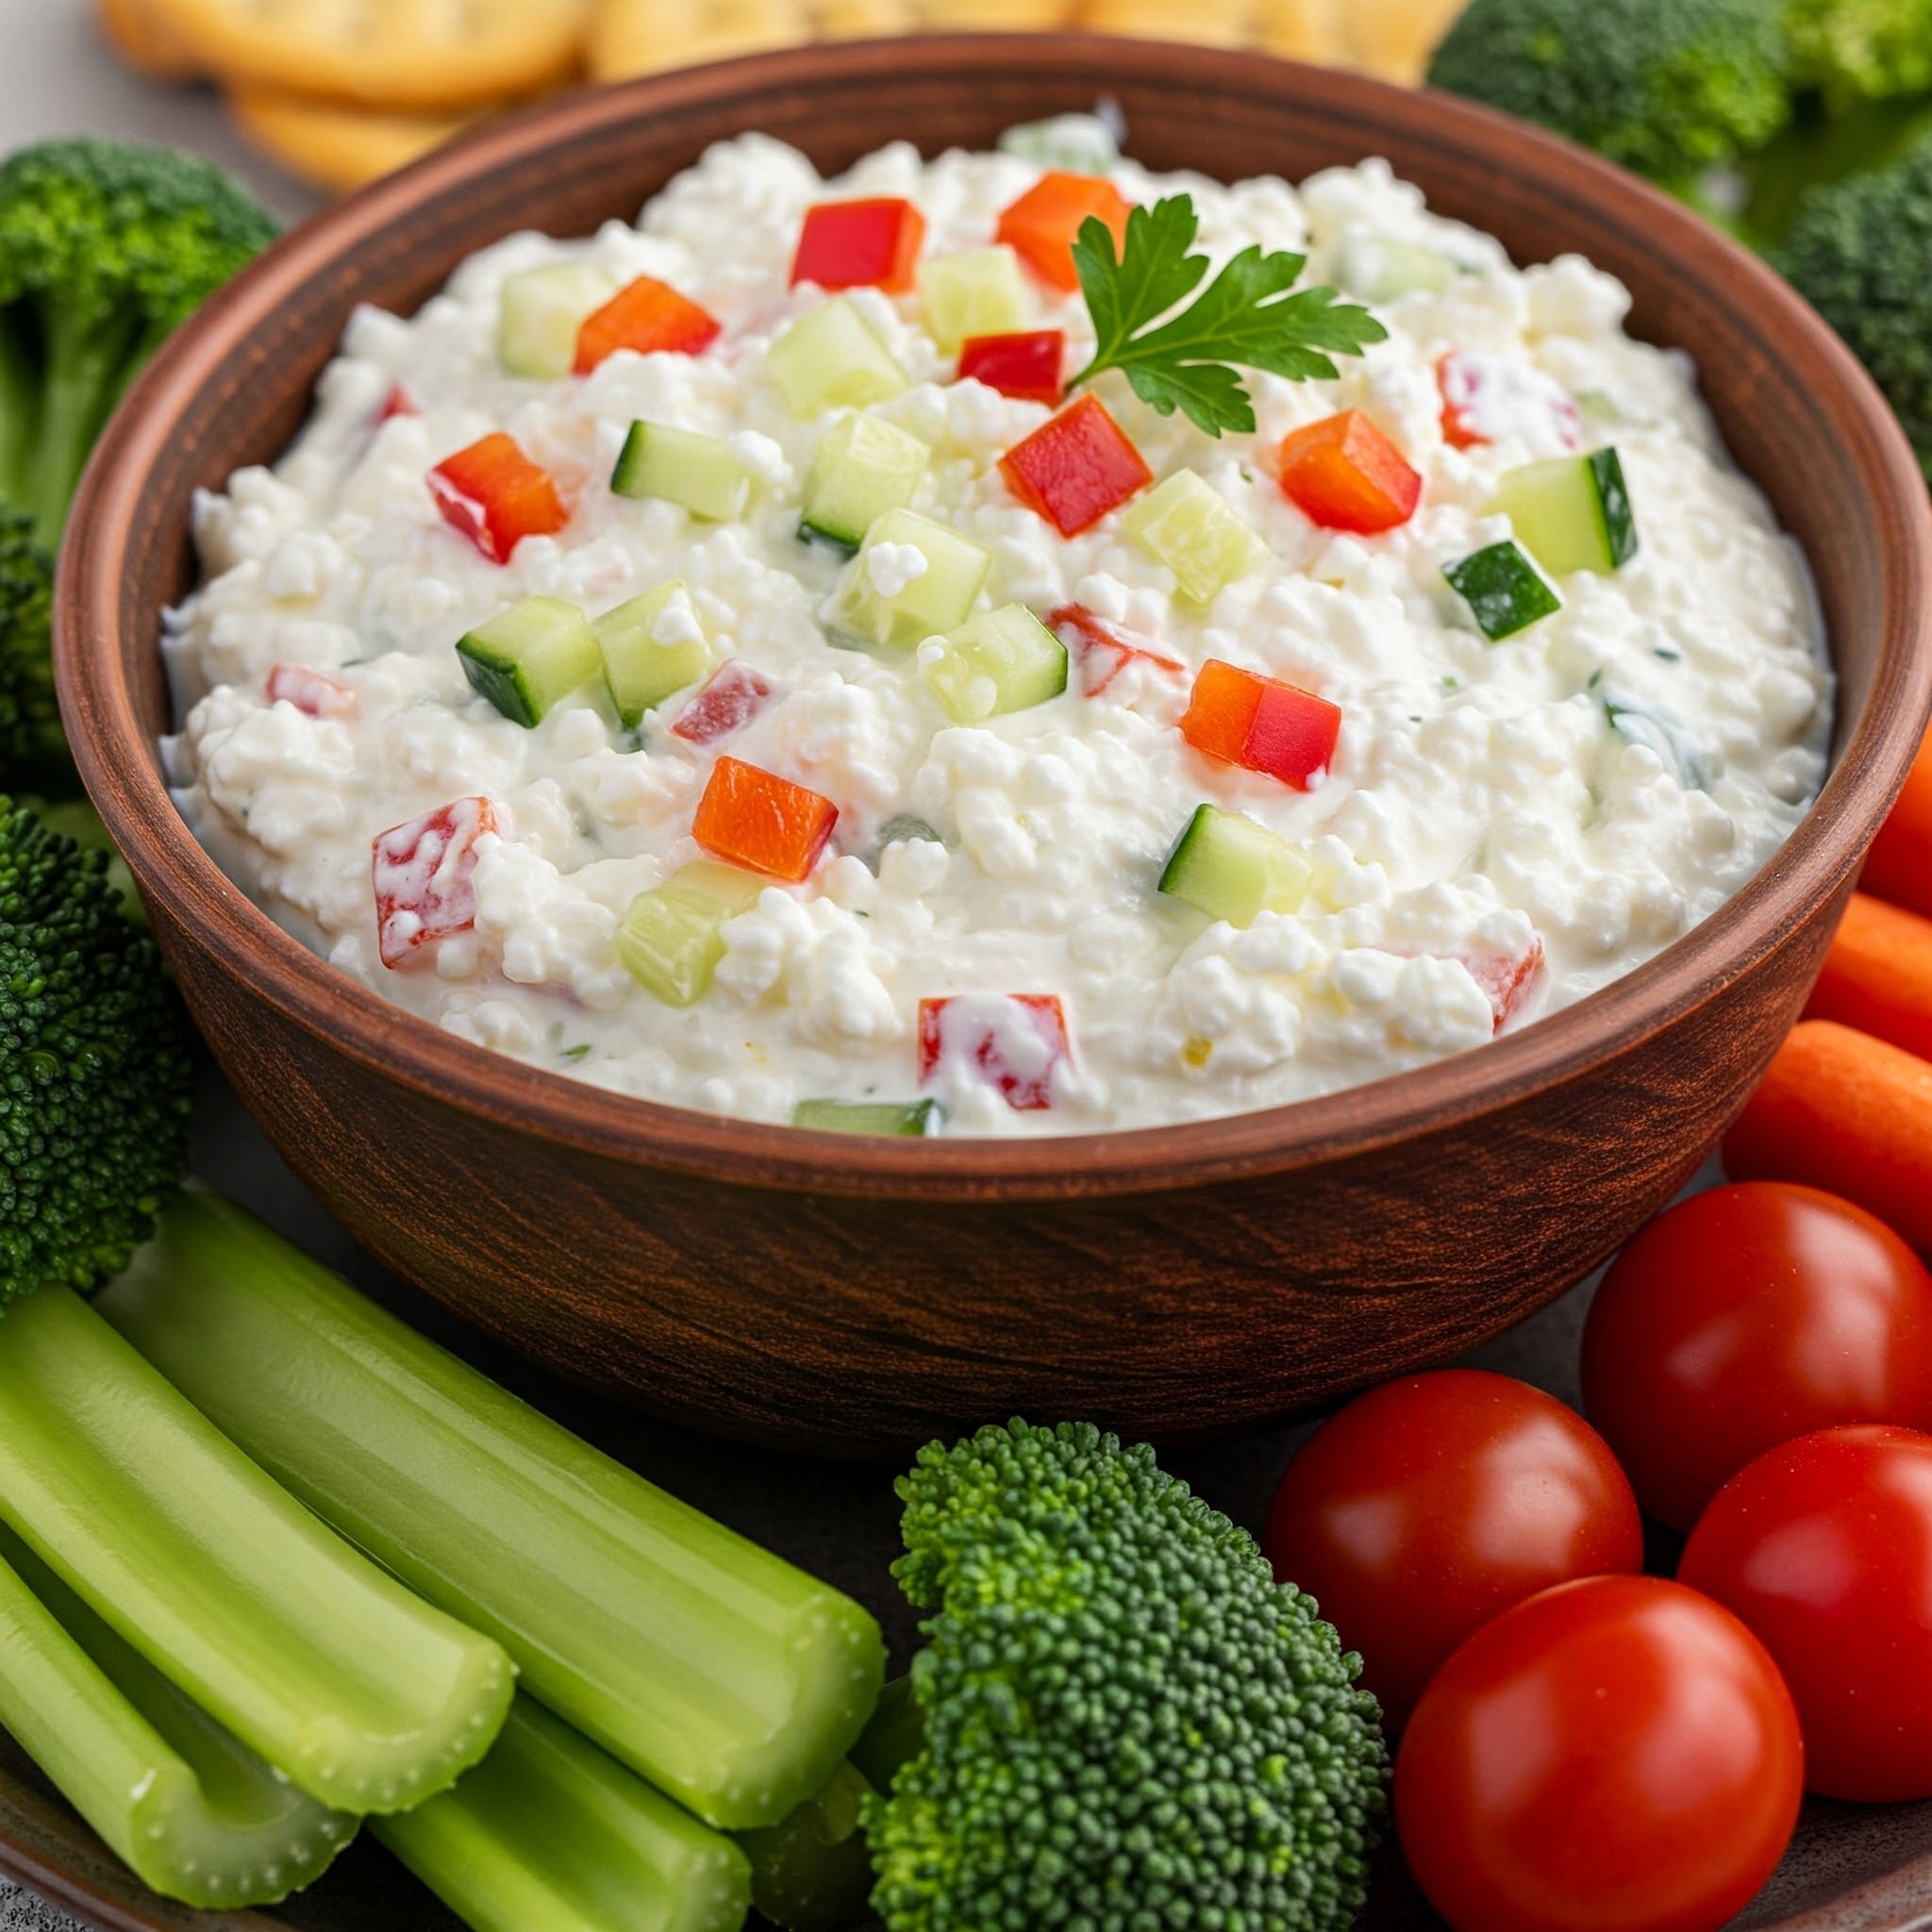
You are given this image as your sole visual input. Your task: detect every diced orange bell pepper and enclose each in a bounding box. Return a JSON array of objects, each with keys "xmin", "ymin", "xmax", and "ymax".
[
  {"xmin": 575, "ymin": 275, "xmax": 722, "ymax": 375},
  {"xmin": 427, "ymin": 434, "xmax": 569, "ymax": 563},
  {"xmin": 791, "ymin": 198, "xmax": 926, "ymax": 294},
  {"xmin": 1179, "ymin": 658, "xmax": 1341, "ymax": 791},
  {"xmin": 997, "ymin": 393, "xmax": 1153, "ymax": 537},
  {"xmin": 1277, "ymin": 410, "xmax": 1423, "ymax": 534},
  {"xmin": 996, "ymin": 173, "xmax": 1132, "ymax": 293},
  {"xmin": 691, "ymin": 757, "xmax": 839, "ymax": 883}
]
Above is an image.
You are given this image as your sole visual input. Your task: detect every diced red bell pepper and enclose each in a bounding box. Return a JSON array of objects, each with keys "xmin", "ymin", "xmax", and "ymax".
[
  {"xmin": 1277, "ymin": 410, "xmax": 1423, "ymax": 535},
  {"xmin": 1046, "ymin": 603, "xmax": 1185, "ymax": 697},
  {"xmin": 1436, "ymin": 351, "xmax": 1581, "ymax": 454},
  {"xmin": 377, "ymin": 383, "xmax": 420, "ymax": 424},
  {"xmin": 671, "ymin": 661, "xmax": 773, "ymax": 746},
  {"xmin": 996, "ymin": 173, "xmax": 1132, "ymax": 293},
  {"xmin": 958, "ymin": 330, "xmax": 1065, "ymax": 405},
  {"xmin": 791, "ymin": 198, "xmax": 926, "ymax": 294},
  {"xmin": 575, "ymin": 276, "xmax": 722, "ymax": 375},
  {"xmin": 998, "ymin": 393, "xmax": 1152, "ymax": 537},
  {"xmin": 1179, "ymin": 658, "xmax": 1341, "ymax": 791},
  {"xmin": 917, "ymin": 992, "xmax": 1070, "ymax": 1111},
  {"xmin": 373, "ymin": 796, "xmax": 497, "ymax": 969},
  {"xmin": 266, "ymin": 664, "xmax": 357, "ymax": 721},
  {"xmin": 692, "ymin": 757, "xmax": 838, "ymax": 883},
  {"xmin": 428, "ymin": 433, "xmax": 568, "ymax": 563},
  {"xmin": 1464, "ymin": 936, "xmax": 1546, "ymax": 1034}
]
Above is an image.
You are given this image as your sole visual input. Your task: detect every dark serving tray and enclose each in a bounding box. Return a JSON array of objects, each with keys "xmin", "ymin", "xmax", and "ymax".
[{"xmin": 4, "ymin": 1074, "xmax": 1932, "ymax": 1932}]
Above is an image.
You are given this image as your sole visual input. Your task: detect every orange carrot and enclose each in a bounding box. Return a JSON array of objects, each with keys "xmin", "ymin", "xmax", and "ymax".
[
  {"xmin": 1806, "ymin": 891, "xmax": 1932, "ymax": 1062},
  {"xmin": 1862, "ymin": 729, "xmax": 1932, "ymax": 919},
  {"xmin": 1724, "ymin": 1020, "xmax": 1932, "ymax": 1251}
]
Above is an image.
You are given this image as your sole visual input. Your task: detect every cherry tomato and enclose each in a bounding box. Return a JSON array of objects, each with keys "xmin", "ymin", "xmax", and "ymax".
[
  {"xmin": 1582, "ymin": 1183, "xmax": 1932, "ymax": 1530},
  {"xmin": 1262, "ymin": 1370, "xmax": 1642, "ymax": 1727},
  {"xmin": 1680, "ymin": 1424, "xmax": 1932, "ymax": 1800},
  {"xmin": 1396, "ymin": 1574, "xmax": 1803, "ymax": 1932}
]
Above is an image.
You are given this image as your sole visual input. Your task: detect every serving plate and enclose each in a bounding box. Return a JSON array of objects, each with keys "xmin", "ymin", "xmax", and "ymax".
[{"xmin": 4, "ymin": 1120, "xmax": 1932, "ymax": 1931}]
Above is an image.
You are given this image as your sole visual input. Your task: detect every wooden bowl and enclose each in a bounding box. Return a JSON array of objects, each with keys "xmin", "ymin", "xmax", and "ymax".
[{"xmin": 56, "ymin": 38, "xmax": 1932, "ymax": 1457}]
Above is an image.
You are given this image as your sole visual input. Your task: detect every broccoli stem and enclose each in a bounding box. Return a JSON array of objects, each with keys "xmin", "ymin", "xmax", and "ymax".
[
  {"xmin": 0, "ymin": 1521, "xmax": 358, "ymax": 1908},
  {"xmin": 736, "ymin": 1759, "xmax": 877, "ymax": 1932},
  {"xmin": 0, "ymin": 314, "xmax": 34, "ymax": 513},
  {"xmin": 23, "ymin": 297, "xmax": 141, "ymax": 547},
  {"xmin": 95, "ymin": 1187, "xmax": 888, "ymax": 1832},
  {"xmin": 0, "ymin": 1285, "xmax": 515, "ymax": 1815},
  {"xmin": 374, "ymin": 1697, "xmax": 752, "ymax": 1932}
]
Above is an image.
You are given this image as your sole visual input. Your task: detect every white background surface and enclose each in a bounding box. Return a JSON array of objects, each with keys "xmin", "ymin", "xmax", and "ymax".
[{"xmin": 0, "ymin": 8, "xmax": 313, "ymax": 1924}]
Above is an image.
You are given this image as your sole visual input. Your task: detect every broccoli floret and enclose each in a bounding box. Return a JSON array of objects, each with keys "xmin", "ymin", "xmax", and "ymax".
[
  {"xmin": 1786, "ymin": 0, "xmax": 1932, "ymax": 105},
  {"xmin": 864, "ymin": 1420, "xmax": 1390, "ymax": 1932},
  {"xmin": 0, "ymin": 506, "xmax": 61, "ymax": 791},
  {"xmin": 0, "ymin": 140, "xmax": 276, "ymax": 551},
  {"xmin": 0, "ymin": 797, "xmax": 194, "ymax": 1306},
  {"xmin": 1427, "ymin": 0, "xmax": 1793, "ymax": 187},
  {"xmin": 1774, "ymin": 142, "xmax": 1932, "ymax": 475}
]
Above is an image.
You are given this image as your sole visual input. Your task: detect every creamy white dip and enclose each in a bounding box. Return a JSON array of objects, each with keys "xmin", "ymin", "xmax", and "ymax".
[{"xmin": 164, "ymin": 125, "xmax": 1832, "ymax": 1138}]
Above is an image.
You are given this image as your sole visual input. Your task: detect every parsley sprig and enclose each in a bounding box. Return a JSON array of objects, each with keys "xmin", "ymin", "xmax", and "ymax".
[{"xmin": 1068, "ymin": 194, "xmax": 1387, "ymax": 437}]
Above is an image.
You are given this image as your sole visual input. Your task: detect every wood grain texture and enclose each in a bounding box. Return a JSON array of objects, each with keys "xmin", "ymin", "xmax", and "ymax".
[{"xmin": 51, "ymin": 39, "xmax": 1932, "ymax": 1457}]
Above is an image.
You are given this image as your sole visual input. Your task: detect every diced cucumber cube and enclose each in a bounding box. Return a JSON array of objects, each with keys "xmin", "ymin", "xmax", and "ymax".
[
  {"xmin": 593, "ymin": 582, "xmax": 711, "ymax": 726},
  {"xmin": 768, "ymin": 298, "xmax": 908, "ymax": 417},
  {"xmin": 1334, "ymin": 233, "xmax": 1455, "ymax": 304},
  {"xmin": 611, "ymin": 423, "xmax": 753, "ymax": 521},
  {"xmin": 825, "ymin": 508, "xmax": 991, "ymax": 653},
  {"xmin": 919, "ymin": 247, "xmax": 1031, "ymax": 353},
  {"xmin": 791, "ymin": 1097, "xmax": 941, "ymax": 1136},
  {"xmin": 920, "ymin": 604, "xmax": 1067, "ymax": 723},
  {"xmin": 799, "ymin": 415, "xmax": 930, "ymax": 552},
  {"xmin": 496, "ymin": 263, "xmax": 617, "ymax": 379},
  {"xmin": 456, "ymin": 595, "xmax": 602, "ymax": 727},
  {"xmin": 1122, "ymin": 469, "xmax": 1270, "ymax": 603},
  {"xmin": 616, "ymin": 861, "xmax": 763, "ymax": 1006},
  {"xmin": 1444, "ymin": 540, "xmax": 1562, "ymax": 641},
  {"xmin": 1493, "ymin": 448, "xmax": 1638, "ymax": 577},
  {"xmin": 1159, "ymin": 805, "xmax": 1312, "ymax": 927}
]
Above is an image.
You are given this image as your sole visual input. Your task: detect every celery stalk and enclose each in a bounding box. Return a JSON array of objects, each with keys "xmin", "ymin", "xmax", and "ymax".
[
  {"xmin": 97, "ymin": 1188, "xmax": 887, "ymax": 1831},
  {"xmin": 0, "ymin": 1286, "xmax": 514, "ymax": 1816},
  {"xmin": 374, "ymin": 1697, "xmax": 751, "ymax": 1932},
  {"xmin": 0, "ymin": 1524, "xmax": 358, "ymax": 1907}
]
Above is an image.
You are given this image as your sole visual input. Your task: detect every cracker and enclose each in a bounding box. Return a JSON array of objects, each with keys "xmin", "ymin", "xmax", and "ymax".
[
  {"xmin": 1339, "ymin": 0, "xmax": 1465, "ymax": 81},
  {"xmin": 814, "ymin": 0, "xmax": 916, "ymax": 37},
  {"xmin": 923, "ymin": 0, "xmax": 1072, "ymax": 25},
  {"xmin": 95, "ymin": 0, "xmax": 202, "ymax": 81},
  {"xmin": 226, "ymin": 84, "xmax": 484, "ymax": 194},
  {"xmin": 143, "ymin": 0, "xmax": 590, "ymax": 112},
  {"xmin": 1082, "ymin": 0, "xmax": 1247, "ymax": 43},
  {"xmin": 590, "ymin": 0, "xmax": 806, "ymax": 76},
  {"xmin": 1253, "ymin": 0, "xmax": 1347, "ymax": 60}
]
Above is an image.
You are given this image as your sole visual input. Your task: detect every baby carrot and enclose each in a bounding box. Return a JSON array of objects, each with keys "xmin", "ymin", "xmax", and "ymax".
[
  {"xmin": 1724, "ymin": 1020, "xmax": 1932, "ymax": 1251},
  {"xmin": 1806, "ymin": 892, "xmax": 1932, "ymax": 1062},
  {"xmin": 1861, "ymin": 730, "xmax": 1932, "ymax": 919}
]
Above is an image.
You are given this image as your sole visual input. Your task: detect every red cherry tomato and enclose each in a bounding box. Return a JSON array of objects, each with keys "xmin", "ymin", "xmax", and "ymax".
[
  {"xmin": 1263, "ymin": 1370, "xmax": 1642, "ymax": 1727},
  {"xmin": 1582, "ymin": 1183, "xmax": 1932, "ymax": 1531},
  {"xmin": 1680, "ymin": 1424, "xmax": 1932, "ymax": 1800},
  {"xmin": 1396, "ymin": 1574, "xmax": 1803, "ymax": 1932}
]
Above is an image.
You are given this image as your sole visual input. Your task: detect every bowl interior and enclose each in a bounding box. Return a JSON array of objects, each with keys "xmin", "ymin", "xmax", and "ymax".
[{"xmin": 59, "ymin": 38, "xmax": 1932, "ymax": 1190}]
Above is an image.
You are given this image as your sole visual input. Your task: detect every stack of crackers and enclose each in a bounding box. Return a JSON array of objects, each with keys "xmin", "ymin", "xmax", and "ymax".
[{"xmin": 96, "ymin": 0, "xmax": 1466, "ymax": 197}]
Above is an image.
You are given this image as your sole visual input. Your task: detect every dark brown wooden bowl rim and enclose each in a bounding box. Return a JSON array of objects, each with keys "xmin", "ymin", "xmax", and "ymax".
[{"xmin": 56, "ymin": 36, "xmax": 1932, "ymax": 1204}]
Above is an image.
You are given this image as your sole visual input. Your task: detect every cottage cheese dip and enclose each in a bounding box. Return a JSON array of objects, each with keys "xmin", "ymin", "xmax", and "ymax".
[{"xmin": 164, "ymin": 121, "xmax": 1832, "ymax": 1139}]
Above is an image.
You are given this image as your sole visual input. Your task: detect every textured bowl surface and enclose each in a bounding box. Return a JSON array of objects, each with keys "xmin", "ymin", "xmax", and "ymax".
[{"xmin": 55, "ymin": 38, "xmax": 1932, "ymax": 1456}]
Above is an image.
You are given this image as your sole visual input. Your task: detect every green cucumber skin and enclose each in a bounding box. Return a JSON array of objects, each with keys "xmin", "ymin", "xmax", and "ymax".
[
  {"xmin": 1588, "ymin": 448, "xmax": 1639, "ymax": 569},
  {"xmin": 0, "ymin": 1524, "xmax": 357, "ymax": 1909},
  {"xmin": 375, "ymin": 1698, "xmax": 752, "ymax": 1932},
  {"xmin": 0, "ymin": 1286, "xmax": 513, "ymax": 1818},
  {"xmin": 610, "ymin": 425, "xmax": 652, "ymax": 498},
  {"xmin": 791, "ymin": 1098, "xmax": 940, "ymax": 1136},
  {"xmin": 96, "ymin": 1188, "xmax": 888, "ymax": 1833},
  {"xmin": 796, "ymin": 517, "xmax": 861, "ymax": 556},
  {"xmin": 456, "ymin": 639, "xmax": 543, "ymax": 728},
  {"xmin": 1444, "ymin": 541, "xmax": 1562, "ymax": 641}
]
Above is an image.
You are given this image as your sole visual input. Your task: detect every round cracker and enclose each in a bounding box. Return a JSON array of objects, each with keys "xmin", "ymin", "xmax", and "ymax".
[
  {"xmin": 1252, "ymin": 0, "xmax": 1346, "ymax": 60},
  {"xmin": 1339, "ymin": 0, "xmax": 1466, "ymax": 81},
  {"xmin": 144, "ymin": 0, "xmax": 590, "ymax": 112},
  {"xmin": 95, "ymin": 0, "xmax": 202, "ymax": 81},
  {"xmin": 227, "ymin": 84, "xmax": 484, "ymax": 194},
  {"xmin": 590, "ymin": 0, "xmax": 806, "ymax": 76}
]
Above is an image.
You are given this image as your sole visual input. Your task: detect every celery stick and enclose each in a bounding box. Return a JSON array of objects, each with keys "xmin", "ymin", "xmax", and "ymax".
[
  {"xmin": 0, "ymin": 1286, "xmax": 514, "ymax": 1816},
  {"xmin": 98, "ymin": 1189, "xmax": 888, "ymax": 1832},
  {"xmin": 374, "ymin": 1697, "xmax": 751, "ymax": 1932},
  {"xmin": 0, "ymin": 1524, "xmax": 357, "ymax": 1907},
  {"xmin": 736, "ymin": 1758, "xmax": 875, "ymax": 1932}
]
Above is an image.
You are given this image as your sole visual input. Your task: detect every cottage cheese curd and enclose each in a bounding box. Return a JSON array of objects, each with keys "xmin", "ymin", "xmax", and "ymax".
[{"xmin": 164, "ymin": 124, "xmax": 1831, "ymax": 1138}]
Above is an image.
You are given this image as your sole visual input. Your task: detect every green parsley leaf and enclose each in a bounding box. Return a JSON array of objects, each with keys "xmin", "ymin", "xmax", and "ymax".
[{"xmin": 1068, "ymin": 193, "xmax": 1388, "ymax": 437}]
